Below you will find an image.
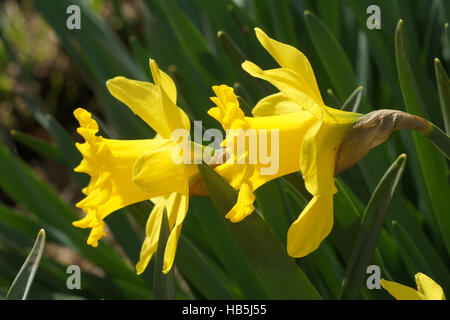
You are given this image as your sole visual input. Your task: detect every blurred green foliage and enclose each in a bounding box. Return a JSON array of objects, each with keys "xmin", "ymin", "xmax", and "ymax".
[{"xmin": 0, "ymin": 0, "xmax": 448, "ymax": 300}]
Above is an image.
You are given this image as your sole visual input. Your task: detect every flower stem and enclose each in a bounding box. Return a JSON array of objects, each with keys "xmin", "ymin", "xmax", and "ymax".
[{"xmin": 421, "ymin": 123, "xmax": 450, "ymax": 160}]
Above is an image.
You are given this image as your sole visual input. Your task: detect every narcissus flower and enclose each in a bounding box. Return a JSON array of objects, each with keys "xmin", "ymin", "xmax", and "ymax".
[
  {"xmin": 381, "ymin": 273, "xmax": 446, "ymax": 300},
  {"xmin": 73, "ymin": 59, "xmax": 199, "ymax": 274},
  {"xmin": 209, "ymin": 28, "xmax": 362, "ymax": 258}
]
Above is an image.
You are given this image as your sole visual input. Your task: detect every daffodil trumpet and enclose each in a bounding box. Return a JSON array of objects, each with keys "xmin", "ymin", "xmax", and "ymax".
[{"xmin": 73, "ymin": 59, "xmax": 203, "ymax": 274}]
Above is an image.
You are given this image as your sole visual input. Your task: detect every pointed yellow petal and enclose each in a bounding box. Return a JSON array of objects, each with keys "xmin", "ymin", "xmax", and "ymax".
[
  {"xmin": 149, "ymin": 59, "xmax": 177, "ymax": 105},
  {"xmin": 162, "ymin": 189, "xmax": 189, "ymax": 274},
  {"xmin": 165, "ymin": 191, "xmax": 188, "ymax": 229},
  {"xmin": 287, "ymin": 111, "xmax": 355, "ymax": 256},
  {"xmin": 299, "ymin": 119, "xmax": 335, "ymax": 195},
  {"xmin": 162, "ymin": 225, "xmax": 182, "ymax": 274},
  {"xmin": 254, "ymin": 27, "xmax": 323, "ymax": 106},
  {"xmin": 415, "ymin": 273, "xmax": 446, "ymax": 300},
  {"xmin": 380, "ymin": 279, "xmax": 425, "ymax": 300},
  {"xmin": 300, "ymin": 112, "xmax": 354, "ymax": 196},
  {"xmin": 287, "ymin": 194, "xmax": 333, "ymax": 257},
  {"xmin": 136, "ymin": 200, "xmax": 165, "ymax": 274},
  {"xmin": 242, "ymin": 61, "xmax": 322, "ymax": 118},
  {"xmin": 106, "ymin": 76, "xmax": 189, "ymax": 138},
  {"xmin": 252, "ymin": 92, "xmax": 302, "ymax": 116}
]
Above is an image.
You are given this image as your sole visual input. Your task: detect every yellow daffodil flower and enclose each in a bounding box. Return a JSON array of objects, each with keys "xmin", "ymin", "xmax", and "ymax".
[
  {"xmin": 381, "ymin": 273, "xmax": 446, "ymax": 300},
  {"xmin": 209, "ymin": 28, "xmax": 362, "ymax": 258},
  {"xmin": 73, "ymin": 59, "xmax": 199, "ymax": 274}
]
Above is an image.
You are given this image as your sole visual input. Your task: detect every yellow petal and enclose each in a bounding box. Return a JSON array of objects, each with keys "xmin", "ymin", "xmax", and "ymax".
[
  {"xmin": 149, "ymin": 59, "xmax": 177, "ymax": 105},
  {"xmin": 287, "ymin": 194, "xmax": 333, "ymax": 257},
  {"xmin": 242, "ymin": 61, "xmax": 322, "ymax": 118},
  {"xmin": 287, "ymin": 111, "xmax": 355, "ymax": 257},
  {"xmin": 300, "ymin": 119, "xmax": 334, "ymax": 195},
  {"xmin": 106, "ymin": 75, "xmax": 189, "ymax": 138},
  {"xmin": 132, "ymin": 141, "xmax": 198, "ymax": 197},
  {"xmin": 324, "ymin": 106, "xmax": 363, "ymax": 125},
  {"xmin": 252, "ymin": 92, "xmax": 302, "ymax": 116},
  {"xmin": 225, "ymin": 182, "xmax": 255, "ymax": 223},
  {"xmin": 415, "ymin": 273, "xmax": 446, "ymax": 300},
  {"xmin": 162, "ymin": 188, "xmax": 189, "ymax": 274},
  {"xmin": 136, "ymin": 188, "xmax": 189, "ymax": 275},
  {"xmin": 254, "ymin": 27, "xmax": 323, "ymax": 106},
  {"xmin": 380, "ymin": 279, "xmax": 425, "ymax": 300},
  {"xmin": 136, "ymin": 199, "xmax": 165, "ymax": 274},
  {"xmin": 300, "ymin": 112, "xmax": 354, "ymax": 195}
]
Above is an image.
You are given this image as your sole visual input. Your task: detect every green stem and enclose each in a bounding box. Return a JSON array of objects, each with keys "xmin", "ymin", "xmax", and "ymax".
[{"xmin": 421, "ymin": 123, "xmax": 450, "ymax": 160}]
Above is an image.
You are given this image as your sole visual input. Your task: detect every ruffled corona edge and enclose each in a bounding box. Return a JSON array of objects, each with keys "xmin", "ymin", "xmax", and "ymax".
[
  {"xmin": 72, "ymin": 108, "xmax": 154, "ymax": 247},
  {"xmin": 72, "ymin": 108, "xmax": 110, "ymax": 247}
]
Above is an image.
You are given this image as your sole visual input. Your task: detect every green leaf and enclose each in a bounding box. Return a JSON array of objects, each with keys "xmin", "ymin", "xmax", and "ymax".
[
  {"xmin": 6, "ymin": 229, "xmax": 46, "ymax": 300},
  {"xmin": 315, "ymin": 0, "xmax": 341, "ymax": 40},
  {"xmin": 435, "ymin": 58, "xmax": 450, "ymax": 134},
  {"xmin": 34, "ymin": 0, "xmax": 151, "ymax": 139},
  {"xmin": 342, "ymin": 0, "xmax": 402, "ymax": 104},
  {"xmin": 340, "ymin": 154, "xmax": 407, "ymax": 300},
  {"xmin": 190, "ymin": 196, "xmax": 270, "ymax": 299},
  {"xmin": 153, "ymin": 211, "xmax": 175, "ymax": 300},
  {"xmin": 392, "ymin": 221, "xmax": 433, "ymax": 278},
  {"xmin": 13, "ymin": 91, "xmax": 87, "ymax": 186},
  {"xmin": 266, "ymin": 0, "xmax": 298, "ymax": 46},
  {"xmin": 303, "ymin": 10, "xmax": 368, "ymax": 112},
  {"xmin": 158, "ymin": 0, "xmax": 220, "ymax": 85},
  {"xmin": 176, "ymin": 235, "xmax": 234, "ymax": 299},
  {"xmin": 254, "ymin": 180, "xmax": 290, "ymax": 245},
  {"xmin": 217, "ymin": 30, "xmax": 246, "ymax": 68},
  {"xmin": 10, "ymin": 130, "xmax": 62, "ymax": 163},
  {"xmin": 309, "ymin": 242, "xmax": 345, "ymax": 299},
  {"xmin": 331, "ymin": 179, "xmax": 363, "ymax": 262},
  {"xmin": 197, "ymin": 163, "xmax": 321, "ymax": 299},
  {"xmin": 282, "ymin": 172, "xmax": 311, "ymax": 201},
  {"xmin": 395, "ymin": 19, "xmax": 450, "ymax": 254}
]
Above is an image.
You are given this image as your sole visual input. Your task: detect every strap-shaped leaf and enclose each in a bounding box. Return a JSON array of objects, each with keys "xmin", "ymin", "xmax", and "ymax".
[
  {"xmin": 153, "ymin": 211, "xmax": 176, "ymax": 300},
  {"xmin": 6, "ymin": 229, "xmax": 46, "ymax": 300},
  {"xmin": 303, "ymin": 10, "xmax": 368, "ymax": 112},
  {"xmin": 176, "ymin": 235, "xmax": 234, "ymax": 299},
  {"xmin": 435, "ymin": 58, "xmax": 450, "ymax": 135},
  {"xmin": 198, "ymin": 163, "xmax": 321, "ymax": 299},
  {"xmin": 395, "ymin": 19, "xmax": 450, "ymax": 254},
  {"xmin": 339, "ymin": 154, "xmax": 407, "ymax": 299},
  {"xmin": 10, "ymin": 130, "xmax": 62, "ymax": 163}
]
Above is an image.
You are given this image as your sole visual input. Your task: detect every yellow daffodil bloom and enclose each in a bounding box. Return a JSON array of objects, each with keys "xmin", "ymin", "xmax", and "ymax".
[
  {"xmin": 381, "ymin": 273, "xmax": 446, "ymax": 300},
  {"xmin": 73, "ymin": 59, "xmax": 199, "ymax": 274},
  {"xmin": 209, "ymin": 28, "xmax": 362, "ymax": 258}
]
